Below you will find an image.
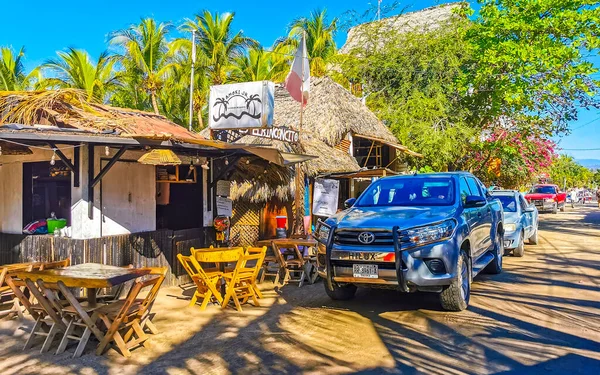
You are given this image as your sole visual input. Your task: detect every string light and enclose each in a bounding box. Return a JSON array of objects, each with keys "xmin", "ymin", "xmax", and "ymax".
[
  {"xmin": 264, "ymin": 169, "xmax": 268, "ymax": 174},
  {"xmin": 50, "ymin": 149, "xmax": 57, "ymax": 166},
  {"xmin": 224, "ymin": 157, "xmax": 229, "ymax": 166},
  {"xmin": 201, "ymin": 160, "xmax": 210, "ymax": 170},
  {"xmin": 105, "ymin": 146, "xmax": 110, "ymax": 156},
  {"xmin": 0, "ymin": 146, "xmax": 2, "ymax": 156}
]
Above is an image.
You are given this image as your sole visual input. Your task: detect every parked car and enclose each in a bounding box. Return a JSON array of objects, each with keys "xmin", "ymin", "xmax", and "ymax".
[
  {"xmin": 314, "ymin": 172, "xmax": 504, "ymax": 312},
  {"xmin": 490, "ymin": 190, "xmax": 538, "ymax": 256},
  {"xmin": 524, "ymin": 184, "xmax": 566, "ymax": 214}
]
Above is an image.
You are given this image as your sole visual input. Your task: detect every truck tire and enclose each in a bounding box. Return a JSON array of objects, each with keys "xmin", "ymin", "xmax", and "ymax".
[
  {"xmin": 529, "ymin": 227, "xmax": 538, "ymax": 245},
  {"xmin": 324, "ymin": 282, "xmax": 357, "ymax": 301},
  {"xmin": 513, "ymin": 232, "xmax": 524, "ymax": 257},
  {"xmin": 440, "ymin": 250, "xmax": 470, "ymax": 311},
  {"xmin": 485, "ymin": 226, "xmax": 503, "ymax": 274}
]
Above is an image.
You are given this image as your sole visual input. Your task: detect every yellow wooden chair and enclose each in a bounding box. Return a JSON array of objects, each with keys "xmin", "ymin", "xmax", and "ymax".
[
  {"xmin": 177, "ymin": 254, "xmax": 223, "ymax": 310},
  {"xmin": 221, "ymin": 248, "xmax": 267, "ymax": 312},
  {"xmin": 244, "ymin": 247, "xmax": 267, "ymax": 299}
]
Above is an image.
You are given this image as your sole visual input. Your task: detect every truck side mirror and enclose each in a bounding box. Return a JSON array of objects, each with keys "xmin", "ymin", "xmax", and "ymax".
[
  {"xmin": 464, "ymin": 195, "xmax": 486, "ymax": 208},
  {"xmin": 344, "ymin": 198, "xmax": 357, "ymax": 209}
]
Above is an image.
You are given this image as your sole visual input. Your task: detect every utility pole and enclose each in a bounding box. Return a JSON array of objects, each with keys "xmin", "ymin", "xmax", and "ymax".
[
  {"xmin": 188, "ymin": 31, "xmax": 197, "ymax": 132},
  {"xmin": 378, "ymin": 0, "xmax": 382, "ymax": 21}
]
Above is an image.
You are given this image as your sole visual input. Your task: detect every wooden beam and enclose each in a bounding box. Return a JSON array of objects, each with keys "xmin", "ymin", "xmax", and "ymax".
[
  {"xmin": 363, "ymin": 140, "xmax": 375, "ymax": 168},
  {"xmin": 88, "ymin": 145, "xmax": 94, "ymax": 219},
  {"xmin": 48, "ymin": 142, "xmax": 80, "ymax": 187},
  {"xmin": 91, "ymin": 146, "xmax": 129, "ymax": 188},
  {"xmin": 208, "ymin": 156, "xmax": 241, "ymax": 189}
]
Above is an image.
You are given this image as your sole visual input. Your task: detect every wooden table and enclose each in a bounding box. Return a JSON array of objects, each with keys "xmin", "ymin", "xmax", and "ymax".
[
  {"xmin": 256, "ymin": 238, "xmax": 318, "ymax": 286},
  {"xmin": 194, "ymin": 247, "xmax": 244, "ymax": 295},
  {"xmin": 14, "ymin": 263, "xmax": 149, "ymax": 307}
]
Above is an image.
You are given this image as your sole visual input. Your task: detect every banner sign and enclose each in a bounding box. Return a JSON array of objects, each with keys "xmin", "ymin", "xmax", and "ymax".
[
  {"xmin": 312, "ymin": 178, "xmax": 340, "ymax": 217},
  {"xmin": 239, "ymin": 127, "xmax": 299, "ymax": 143},
  {"xmin": 209, "ymin": 81, "xmax": 274, "ymax": 130}
]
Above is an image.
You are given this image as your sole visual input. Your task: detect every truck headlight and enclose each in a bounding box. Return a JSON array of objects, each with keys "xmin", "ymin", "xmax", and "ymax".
[
  {"xmin": 402, "ymin": 220, "xmax": 457, "ymax": 248},
  {"xmin": 544, "ymin": 198, "xmax": 555, "ymax": 203},
  {"xmin": 505, "ymin": 223, "xmax": 517, "ymax": 232}
]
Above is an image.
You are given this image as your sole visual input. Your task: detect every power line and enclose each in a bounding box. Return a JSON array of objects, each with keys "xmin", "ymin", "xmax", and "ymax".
[
  {"xmin": 561, "ymin": 147, "xmax": 600, "ymax": 151},
  {"xmin": 570, "ymin": 114, "xmax": 600, "ymax": 131}
]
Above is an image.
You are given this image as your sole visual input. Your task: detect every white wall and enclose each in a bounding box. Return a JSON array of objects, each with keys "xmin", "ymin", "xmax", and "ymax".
[
  {"xmin": 100, "ymin": 160, "xmax": 156, "ymax": 236},
  {"xmin": 0, "ymin": 163, "xmax": 23, "ymax": 233}
]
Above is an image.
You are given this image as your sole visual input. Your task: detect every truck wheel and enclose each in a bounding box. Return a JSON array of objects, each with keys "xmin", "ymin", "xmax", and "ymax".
[
  {"xmin": 440, "ymin": 250, "xmax": 470, "ymax": 311},
  {"xmin": 529, "ymin": 227, "xmax": 538, "ymax": 245},
  {"xmin": 324, "ymin": 281, "xmax": 357, "ymax": 301},
  {"xmin": 513, "ymin": 232, "xmax": 524, "ymax": 257},
  {"xmin": 485, "ymin": 226, "xmax": 503, "ymax": 274}
]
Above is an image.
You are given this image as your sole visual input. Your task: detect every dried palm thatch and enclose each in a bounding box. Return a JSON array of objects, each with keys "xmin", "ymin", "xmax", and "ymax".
[
  {"xmin": 229, "ymin": 157, "xmax": 295, "ymax": 202},
  {"xmin": 0, "ymin": 90, "xmax": 203, "ymax": 142},
  {"xmin": 138, "ymin": 149, "xmax": 182, "ymax": 166},
  {"xmin": 0, "ymin": 140, "xmax": 33, "ymax": 155}
]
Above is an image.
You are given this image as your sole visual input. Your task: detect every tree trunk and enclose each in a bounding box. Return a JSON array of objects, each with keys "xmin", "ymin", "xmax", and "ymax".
[
  {"xmin": 197, "ymin": 109, "xmax": 204, "ymax": 130},
  {"xmin": 151, "ymin": 91, "xmax": 160, "ymax": 114}
]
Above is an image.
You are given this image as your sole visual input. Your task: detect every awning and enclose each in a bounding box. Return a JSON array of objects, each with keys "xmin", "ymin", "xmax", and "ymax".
[
  {"xmin": 320, "ymin": 168, "xmax": 398, "ymax": 179},
  {"xmin": 353, "ymin": 134, "xmax": 423, "ymax": 158}
]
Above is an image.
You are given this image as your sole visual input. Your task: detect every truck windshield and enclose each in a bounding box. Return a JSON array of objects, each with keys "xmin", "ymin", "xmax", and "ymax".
[
  {"xmin": 530, "ymin": 186, "xmax": 556, "ymax": 194},
  {"xmin": 355, "ymin": 177, "xmax": 455, "ymax": 207},
  {"xmin": 494, "ymin": 195, "xmax": 517, "ymax": 212}
]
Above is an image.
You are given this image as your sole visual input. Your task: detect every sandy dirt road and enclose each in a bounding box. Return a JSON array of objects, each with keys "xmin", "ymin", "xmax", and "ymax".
[{"xmin": 1, "ymin": 205, "xmax": 599, "ymax": 374}]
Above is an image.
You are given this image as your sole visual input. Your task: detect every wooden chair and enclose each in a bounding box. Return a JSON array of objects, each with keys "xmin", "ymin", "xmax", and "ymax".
[
  {"xmin": 244, "ymin": 247, "xmax": 267, "ymax": 299},
  {"xmin": 221, "ymin": 249, "xmax": 266, "ymax": 312},
  {"xmin": 272, "ymin": 242, "xmax": 307, "ymax": 287},
  {"xmin": 95, "ymin": 273, "xmax": 164, "ymax": 357},
  {"xmin": 2, "ymin": 264, "xmax": 37, "ymax": 320},
  {"xmin": 257, "ymin": 242, "xmax": 283, "ymax": 285},
  {"xmin": 39, "ymin": 258, "xmax": 70, "ymax": 271},
  {"xmin": 96, "ymin": 264, "xmax": 134, "ymax": 303},
  {"xmin": 22, "ymin": 279, "xmax": 68, "ymax": 353},
  {"xmin": 177, "ymin": 254, "xmax": 223, "ymax": 310}
]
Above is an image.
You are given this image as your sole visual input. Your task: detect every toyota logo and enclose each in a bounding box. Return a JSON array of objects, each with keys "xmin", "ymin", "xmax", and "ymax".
[{"xmin": 358, "ymin": 232, "xmax": 375, "ymax": 244}]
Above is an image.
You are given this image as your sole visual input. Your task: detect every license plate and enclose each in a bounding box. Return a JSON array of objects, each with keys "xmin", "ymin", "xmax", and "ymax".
[{"xmin": 353, "ymin": 264, "xmax": 378, "ymax": 279}]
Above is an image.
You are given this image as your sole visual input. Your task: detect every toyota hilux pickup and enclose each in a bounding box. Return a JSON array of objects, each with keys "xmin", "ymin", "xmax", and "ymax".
[{"xmin": 314, "ymin": 172, "xmax": 504, "ymax": 311}]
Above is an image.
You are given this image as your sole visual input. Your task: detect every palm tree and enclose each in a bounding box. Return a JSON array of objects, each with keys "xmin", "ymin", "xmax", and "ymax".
[
  {"xmin": 0, "ymin": 46, "xmax": 38, "ymax": 90},
  {"xmin": 182, "ymin": 11, "xmax": 256, "ymax": 85},
  {"xmin": 110, "ymin": 18, "xmax": 173, "ymax": 114},
  {"xmin": 230, "ymin": 45, "xmax": 290, "ymax": 83},
  {"xmin": 39, "ymin": 48, "xmax": 119, "ymax": 101},
  {"xmin": 285, "ymin": 9, "xmax": 338, "ymax": 77}
]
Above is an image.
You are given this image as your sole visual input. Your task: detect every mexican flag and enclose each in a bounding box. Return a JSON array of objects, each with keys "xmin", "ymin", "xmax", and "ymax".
[{"xmin": 285, "ymin": 33, "xmax": 310, "ymax": 106}]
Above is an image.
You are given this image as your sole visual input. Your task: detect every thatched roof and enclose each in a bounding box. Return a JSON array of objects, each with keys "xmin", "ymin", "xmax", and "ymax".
[
  {"xmin": 339, "ymin": 2, "xmax": 465, "ymax": 55},
  {"xmin": 0, "ymin": 89, "xmax": 204, "ymax": 142},
  {"xmin": 202, "ymin": 76, "xmax": 420, "ymax": 202}
]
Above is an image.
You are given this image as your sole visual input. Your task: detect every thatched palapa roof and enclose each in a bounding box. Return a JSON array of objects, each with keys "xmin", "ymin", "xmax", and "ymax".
[
  {"xmin": 0, "ymin": 89, "xmax": 204, "ymax": 142},
  {"xmin": 339, "ymin": 2, "xmax": 465, "ymax": 55},
  {"xmin": 204, "ymin": 76, "xmax": 419, "ymax": 202}
]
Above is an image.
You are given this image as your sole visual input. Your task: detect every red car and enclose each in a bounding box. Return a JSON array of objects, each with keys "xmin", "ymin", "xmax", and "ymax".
[{"xmin": 525, "ymin": 184, "xmax": 566, "ymax": 214}]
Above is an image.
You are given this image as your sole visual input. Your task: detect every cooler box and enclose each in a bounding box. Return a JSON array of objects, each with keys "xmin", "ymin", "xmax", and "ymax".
[{"xmin": 47, "ymin": 219, "xmax": 67, "ymax": 233}]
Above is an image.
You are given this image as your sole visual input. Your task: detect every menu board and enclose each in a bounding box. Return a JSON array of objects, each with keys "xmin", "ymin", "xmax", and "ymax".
[{"xmin": 312, "ymin": 178, "xmax": 340, "ymax": 217}]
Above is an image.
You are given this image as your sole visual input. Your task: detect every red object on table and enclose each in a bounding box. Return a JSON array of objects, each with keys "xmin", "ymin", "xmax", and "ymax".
[{"xmin": 276, "ymin": 216, "xmax": 287, "ymax": 229}]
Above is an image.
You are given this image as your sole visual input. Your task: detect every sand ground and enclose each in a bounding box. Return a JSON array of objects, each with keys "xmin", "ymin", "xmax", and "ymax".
[{"xmin": 1, "ymin": 204, "xmax": 599, "ymax": 374}]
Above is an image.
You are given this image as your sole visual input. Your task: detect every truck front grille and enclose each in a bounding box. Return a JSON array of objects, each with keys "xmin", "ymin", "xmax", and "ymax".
[{"xmin": 334, "ymin": 230, "xmax": 394, "ymax": 246}]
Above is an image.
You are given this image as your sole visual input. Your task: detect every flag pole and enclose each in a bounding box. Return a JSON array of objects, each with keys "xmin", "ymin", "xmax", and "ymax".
[
  {"xmin": 294, "ymin": 31, "xmax": 306, "ymax": 236},
  {"xmin": 188, "ymin": 30, "xmax": 196, "ymax": 132}
]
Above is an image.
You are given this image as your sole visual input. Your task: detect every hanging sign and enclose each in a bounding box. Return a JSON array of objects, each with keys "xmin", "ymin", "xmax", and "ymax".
[
  {"xmin": 238, "ymin": 127, "xmax": 299, "ymax": 143},
  {"xmin": 312, "ymin": 178, "xmax": 340, "ymax": 217},
  {"xmin": 216, "ymin": 196, "xmax": 233, "ymax": 216},
  {"xmin": 209, "ymin": 81, "xmax": 275, "ymax": 130},
  {"xmin": 216, "ymin": 180, "xmax": 231, "ymax": 197}
]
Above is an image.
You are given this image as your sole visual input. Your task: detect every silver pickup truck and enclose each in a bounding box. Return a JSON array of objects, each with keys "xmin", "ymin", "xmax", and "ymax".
[{"xmin": 314, "ymin": 172, "xmax": 504, "ymax": 311}]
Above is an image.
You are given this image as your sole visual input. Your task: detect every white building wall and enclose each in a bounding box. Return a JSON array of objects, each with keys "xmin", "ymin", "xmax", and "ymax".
[
  {"xmin": 100, "ymin": 160, "xmax": 156, "ymax": 236},
  {"xmin": 0, "ymin": 163, "xmax": 23, "ymax": 233}
]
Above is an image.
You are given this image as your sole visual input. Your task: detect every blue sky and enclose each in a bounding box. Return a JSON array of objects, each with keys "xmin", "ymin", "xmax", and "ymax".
[{"xmin": 1, "ymin": 0, "xmax": 598, "ymax": 159}]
